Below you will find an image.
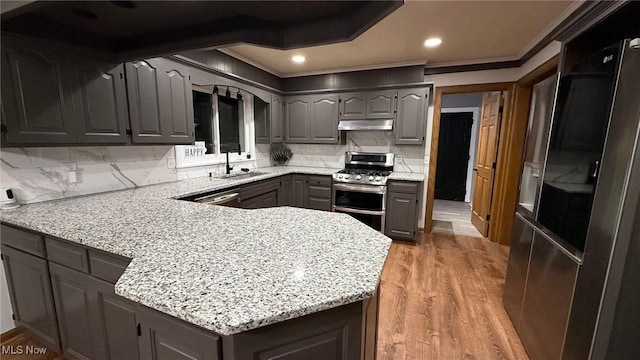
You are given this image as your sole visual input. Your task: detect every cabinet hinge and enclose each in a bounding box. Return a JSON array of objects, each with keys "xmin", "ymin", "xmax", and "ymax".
[
  {"xmin": 486, "ymin": 214, "xmax": 491, "ymax": 221},
  {"xmin": 126, "ymin": 129, "xmax": 132, "ymax": 136},
  {"xmin": 119, "ymin": 72, "xmax": 123, "ymax": 80},
  {"xmin": 0, "ymin": 123, "xmax": 7, "ymax": 135},
  {"xmin": 136, "ymin": 323, "xmax": 141, "ymax": 336}
]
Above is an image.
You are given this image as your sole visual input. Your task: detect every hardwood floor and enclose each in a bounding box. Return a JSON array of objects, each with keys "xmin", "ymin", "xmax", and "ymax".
[
  {"xmin": 1, "ymin": 232, "xmax": 527, "ymax": 360},
  {"xmin": 377, "ymin": 232, "xmax": 528, "ymax": 360},
  {"xmin": 432, "ymin": 199, "xmax": 484, "ymax": 238},
  {"xmin": 0, "ymin": 328, "xmax": 64, "ymax": 360}
]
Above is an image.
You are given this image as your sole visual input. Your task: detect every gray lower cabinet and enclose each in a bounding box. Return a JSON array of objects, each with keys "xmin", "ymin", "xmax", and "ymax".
[
  {"xmin": 271, "ymin": 94, "xmax": 284, "ymax": 142},
  {"xmin": 240, "ymin": 178, "xmax": 281, "ymax": 209},
  {"xmin": 518, "ymin": 233, "xmax": 579, "ymax": 360},
  {"xmin": 385, "ymin": 181, "xmax": 421, "ymax": 241},
  {"xmin": 242, "ymin": 190, "xmax": 278, "ymax": 209},
  {"xmin": 395, "ymin": 88, "xmax": 427, "ymax": 145},
  {"xmin": 0, "ymin": 244, "xmax": 61, "ymax": 353},
  {"xmin": 291, "ymin": 175, "xmax": 308, "ymax": 208},
  {"xmin": 49, "ymin": 262, "xmax": 140, "ymax": 360},
  {"xmin": 285, "ymin": 94, "xmax": 340, "ymax": 144},
  {"xmin": 125, "ymin": 58, "xmax": 194, "ymax": 144},
  {"xmin": 222, "ymin": 301, "xmax": 363, "ymax": 360},
  {"xmin": 279, "ymin": 175, "xmax": 292, "ymax": 206},
  {"xmin": 71, "ymin": 61, "xmax": 130, "ymax": 144},
  {"xmin": 1, "ymin": 37, "xmax": 77, "ymax": 144},
  {"xmin": 503, "ymin": 213, "xmax": 535, "ymax": 329},
  {"xmin": 307, "ymin": 176, "xmax": 332, "ymax": 212},
  {"xmin": 137, "ymin": 306, "xmax": 221, "ymax": 360}
]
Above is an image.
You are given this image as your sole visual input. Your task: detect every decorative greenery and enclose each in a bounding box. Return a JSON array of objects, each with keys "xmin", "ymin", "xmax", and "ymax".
[{"xmin": 269, "ymin": 143, "xmax": 293, "ymax": 166}]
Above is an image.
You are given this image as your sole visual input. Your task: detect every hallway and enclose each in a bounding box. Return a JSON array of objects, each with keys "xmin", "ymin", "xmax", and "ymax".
[{"xmin": 432, "ymin": 199, "xmax": 483, "ymax": 238}]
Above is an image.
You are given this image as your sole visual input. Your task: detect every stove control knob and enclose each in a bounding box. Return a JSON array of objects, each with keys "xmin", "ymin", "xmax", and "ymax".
[
  {"xmin": 356, "ymin": 175, "xmax": 362, "ymax": 180},
  {"xmin": 337, "ymin": 175, "xmax": 343, "ymax": 180},
  {"xmin": 368, "ymin": 176, "xmax": 374, "ymax": 181},
  {"xmin": 375, "ymin": 177, "xmax": 382, "ymax": 182}
]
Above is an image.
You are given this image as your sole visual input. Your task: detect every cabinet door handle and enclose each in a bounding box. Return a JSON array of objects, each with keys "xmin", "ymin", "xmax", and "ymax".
[{"xmin": 137, "ymin": 323, "xmax": 141, "ymax": 337}]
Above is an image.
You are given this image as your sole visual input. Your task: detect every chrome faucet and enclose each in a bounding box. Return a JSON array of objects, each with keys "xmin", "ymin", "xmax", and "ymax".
[{"xmin": 225, "ymin": 144, "xmax": 242, "ymax": 174}]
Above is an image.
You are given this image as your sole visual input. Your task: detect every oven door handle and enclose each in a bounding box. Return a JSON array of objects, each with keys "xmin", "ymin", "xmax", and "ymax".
[
  {"xmin": 333, "ymin": 206, "xmax": 385, "ymax": 216},
  {"xmin": 333, "ymin": 183, "xmax": 386, "ymax": 194}
]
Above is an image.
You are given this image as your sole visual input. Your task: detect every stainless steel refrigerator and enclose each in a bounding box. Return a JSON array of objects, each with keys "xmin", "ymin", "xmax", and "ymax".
[{"xmin": 503, "ymin": 38, "xmax": 640, "ymax": 360}]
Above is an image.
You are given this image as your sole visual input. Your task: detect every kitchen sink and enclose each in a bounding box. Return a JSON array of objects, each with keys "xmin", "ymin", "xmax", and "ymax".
[{"xmin": 219, "ymin": 171, "xmax": 268, "ymax": 179}]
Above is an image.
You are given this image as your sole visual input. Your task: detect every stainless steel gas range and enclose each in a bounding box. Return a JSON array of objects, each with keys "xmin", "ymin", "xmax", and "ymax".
[{"xmin": 332, "ymin": 152, "xmax": 394, "ymax": 232}]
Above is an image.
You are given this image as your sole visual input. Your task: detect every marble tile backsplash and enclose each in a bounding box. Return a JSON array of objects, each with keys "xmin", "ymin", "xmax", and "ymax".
[
  {"xmin": 2, "ymin": 131, "xmax": 424, "ymax": 204},
  {"xmin": 256, "ymin": 131, "xmax": 425, "ymax": 173},
  {"xmin": 0, "ymin": 146, "xmax": 243, "ymax": 204}
]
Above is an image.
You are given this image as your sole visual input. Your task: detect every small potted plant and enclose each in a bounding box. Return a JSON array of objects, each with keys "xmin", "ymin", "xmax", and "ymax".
[{"xmin": 270, "ymin": 143, "xmax": 293, "ymax": 166}]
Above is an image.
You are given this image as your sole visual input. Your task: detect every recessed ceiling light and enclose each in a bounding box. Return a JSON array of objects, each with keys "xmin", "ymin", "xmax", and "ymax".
[
  {"xmin": 424, "ymin": 38, "xmax": 442, "ymax": 48},
  {"xmin": 291, "ymin": 55, "xmax": 306, "ymax": 64}
]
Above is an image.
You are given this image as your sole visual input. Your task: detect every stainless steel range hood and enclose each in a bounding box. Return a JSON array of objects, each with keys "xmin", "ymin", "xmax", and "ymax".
[{"xmin": 337, "ymin": 119, "xmax": 394, "ymax": 131}]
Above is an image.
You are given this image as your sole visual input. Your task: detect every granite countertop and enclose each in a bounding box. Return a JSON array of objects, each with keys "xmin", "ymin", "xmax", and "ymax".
[{"xmin": 0, "ymin": 165, "xmax": 398, "ymax": 335}]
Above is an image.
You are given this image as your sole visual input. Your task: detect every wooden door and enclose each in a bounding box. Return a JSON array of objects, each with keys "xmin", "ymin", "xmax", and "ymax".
[
  {"xmin": 72, "ymin": 62, "xmax": 130, "ymax": 144},
  {"xmin": 471, "ymin": 92, "xmax": 504, "ymax": 236},
  {"xmin": 434, "ymin": 112, "xmax": 474, "ymax": 201},
  {"xmin": 309, "ymin": 94, "xmax": 339, "ymax": 143},
  {"xmin": 395, "ymin": 88, "xmax": 427, "ymax": 145},
  {"xmin": 1, "ymin": 245, "xmax": 61, "ymax": 352},
  {"xmin": 285, "ymin": 97, "xmax": 310, "ymax": 142}
]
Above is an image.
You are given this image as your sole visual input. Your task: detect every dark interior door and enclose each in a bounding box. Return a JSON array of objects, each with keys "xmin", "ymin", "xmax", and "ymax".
[{"xmin": 435, "ymin": 112, "xmax": 474, "ymax": 201}]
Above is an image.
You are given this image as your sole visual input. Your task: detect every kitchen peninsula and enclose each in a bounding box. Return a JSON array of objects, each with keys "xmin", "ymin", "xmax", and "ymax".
[{"xmin": 0, "ymin": 167, "xmax": 417, "ymax": 360}]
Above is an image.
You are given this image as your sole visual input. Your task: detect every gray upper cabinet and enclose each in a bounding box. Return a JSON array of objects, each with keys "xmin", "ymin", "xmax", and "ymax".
[
  {"xmin": 1, "ymin": 38, "xmax": 77, "ymax": 144},
  {"xmin": 395, "ymin": 88, "xmax": 427, "ymax": 145},
  {"xmin": 365, "ymin": 90, "xmax": 396, "ymax": 119},
  {"xmin": 339, "ymin": 92, "xmax": 366, "ymax": 120},
  {"xmin": 1, "ymin": 244, "xmax": 61, "ymax": 353},
  {"xmin": 285, "ymin": 96, "xmax": 310, "ymax": 142},
  {"xmin": 126, "ymin": 58, "xmax": 194, "ymax": 145},
  {"xmin": 309, "ymin": 93, "xmax": 339, "ymax": 143},
  {"xmin": 339, "ymin": 90, "xmax": 396, "ymax": 120},
  {"xmin": 285, "ymin": 94, "xmax": 340, "ymax": 144},
  {"xmin": 271, "ymin": 94, "xmax": 284, "ymax": 142},
  {"xmin": 71, "ymin": 62, "xmax": 129, "ymax": 144},
  {"xmin": 254, "ymin": 96, "xmax": 270, "ymax": 144}
]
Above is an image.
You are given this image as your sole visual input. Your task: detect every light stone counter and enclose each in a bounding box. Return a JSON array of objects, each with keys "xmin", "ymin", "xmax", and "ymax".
[{"xmin": 0, "ymin": 166, "xmax": 395, "ymax": 335}]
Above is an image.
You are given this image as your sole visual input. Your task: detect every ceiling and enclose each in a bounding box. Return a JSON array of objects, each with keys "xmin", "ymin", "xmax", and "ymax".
[
  {"xmin": 222, "ymin": 0, "xmax": 578, "ymax": 77},
  {"xmin": 0, "ymin": 1, "xmax": 401, "ymax": 62}
]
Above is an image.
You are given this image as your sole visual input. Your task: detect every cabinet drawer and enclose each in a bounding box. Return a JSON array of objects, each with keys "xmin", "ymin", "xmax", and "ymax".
[
  {"xmin": 308, "ymin": 185, "xmax": 331, "ymax": 199},
  {"xmin": 308, "ymin": 175, "xmax": 331, "ymax": 186},
  {"xmin": 0, "ymin": 224, "xmax": 46, "ymax": 258},
  {"xmin": 388, "ymin": 181, "xmax": 419, "ymax": 194},
  {"xmin": 308, "ymin": 197, "xmax": 331, "ymax": 212},
  {"xmin": 45, "ymin": 237, "xmax": 89, "ymax": 273},
  {"xmin": 89, "ymin": 250, "xmax": 131, "ymax": 283}
]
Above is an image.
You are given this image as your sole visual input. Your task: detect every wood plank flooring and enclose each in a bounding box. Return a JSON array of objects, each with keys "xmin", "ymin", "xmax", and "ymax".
[
  {"xmin": 0, "ymin": 328, "xmax": 64, "ymax": 360},
  {"xmin": 377, "ymin": 232, "xmax": 528, "ymax": 360},
  {"xmin": 432, "ymin": 199, "xmax": 484, "ymax": 238},
  {"xmin": 1, "ymin": 232, "xmax": 527, "ymax": 360}
]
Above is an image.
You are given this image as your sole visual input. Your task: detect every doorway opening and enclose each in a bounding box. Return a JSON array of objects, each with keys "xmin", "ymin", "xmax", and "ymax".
[{"xmin": 432, "ymin": 92, "xmax": 488, "ymax": 237}]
